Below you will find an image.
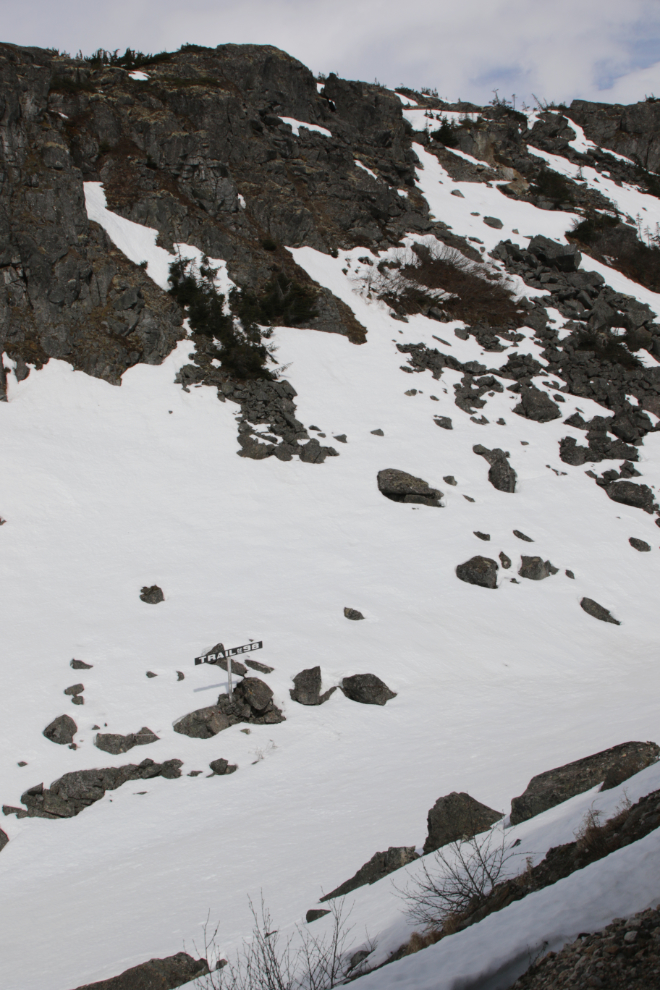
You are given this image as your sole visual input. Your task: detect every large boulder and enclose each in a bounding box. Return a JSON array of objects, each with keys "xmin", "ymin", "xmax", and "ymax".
[
  {"xmin": 95, "ymin": 727, "xmax": 159, "ymax": 755},
  {"xmin": 341, "ymin": 673, "xmax": 396, "ymax": 706},
  {"xmin": 70, "ymin": 952, "xmax": 208, "ymax": 990},
  {"xmin": 580, "ymin": 597, "xmax": 621, "ymax": 625},
  {"xmin": 319, "ymin": 846, "xmax": 418, "ymax": 901},
  {"xmin": 175, "ymin": 679, "xmax": 285, "ymax": 735},
  {"xmin": 518, "ymin": 556, "xmax": 558, "ymax": 580},
  {"xmin": 173, "ymin": 706, "xmax": 231, "ymax": 738},
  {"xmin": 290, "ymin": 667, "xmax": 336, "ymax": 706},
  {"xmin": 604, "ymin": 481, "xmax": 655, "ymax": 513},
  {"xmin": 43, "ymin": 714, "xmax": 77, "ymax": 745},
  {"xmin": 527, "ymin": 235, "xmax": 582, "ymax": 272},
  {"xmin": 208, "ymin": 758, "xmax": 237, "ymax": 776},
  {"xmin": 510, "ymin": 741, "xmax": 660, "ymax": 825},
  {"xmin": 473, "ymin": 445, "xmax": 516, "ymax": 493},
  {"xmin": 377, "ymin": 469, "xmax": 442, "ymax": 506},
  {"xmin": 423, "ymin": 792, "xmax": 503, "ymax": 854},
  {"xmin": 456, "ymin": 556, "xmax": 498, "ymax": 589},
  {"xmin": 514, "ymin": 386, "xmax": 561, "ymax": 423},
  {"xmin": 233, "ymin": 676, "xmax": 274, "ymax": 713}
]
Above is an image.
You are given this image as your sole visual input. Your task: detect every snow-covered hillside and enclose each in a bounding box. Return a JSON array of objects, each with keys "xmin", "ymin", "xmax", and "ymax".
[{"xmin": 1, "ymin": 58, "xmax": 660, "ymax": 990}]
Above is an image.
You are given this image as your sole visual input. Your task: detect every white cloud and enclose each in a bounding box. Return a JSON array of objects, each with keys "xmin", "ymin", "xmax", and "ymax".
[{"xmin": 4, "ymin": 0, "xmax": 660, "ymax": 106}]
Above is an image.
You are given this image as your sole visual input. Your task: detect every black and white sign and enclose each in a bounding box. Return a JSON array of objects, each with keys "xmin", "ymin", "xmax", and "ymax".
[{"xmin": 195, "ymin": 641, "xmax": 263, "ymax": 665}]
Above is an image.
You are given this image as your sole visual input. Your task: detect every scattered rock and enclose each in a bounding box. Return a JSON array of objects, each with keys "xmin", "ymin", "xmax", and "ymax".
[
  {"xmin": 344, "ymin": 607, "xmax": 365, "ymax": 620},
  {"xmin": 433, "ymin": 416, "xmax": 453, "ymax": 430},
  {"xmin": 290, "ymin": 666, "xmax": 336, "ymax": 706},
  {"xmin": 451, "ymin": 189, "xmax": 465, "ymax": 198},
  {"xmin": 509, "ymin": 740, "xmax": 660, "ymax": 824},
  {"xmin": 565, "ymin": 569, "xmax": 575, "ymax": 578},
  {"xmin": 72, "ymin": 695, "xmax": 84, "ymax": 705},
  {"xmin": 177, "ymin": 671, "xmax": 185, "ymax": 680},
  {"xmin": 64, "ymin": 683, "xmax": 84, "ymax": 696},
  {"xmin": 514, "ymin": 386, "xmax": 561, "ymax": 423},
  {"xmin": 70, "ymin": 952, "xmax": 209, "ymax": 990},
  {"xmin": 209, "ymin": 758, "xmax": 237, "ymax": 776},
  {"xmin": 334, "ymin": 434, "xmax": 348, "ymax": 443},
  {"xmin": 17, "ymin": 761, "xmax": 27, "ymax": 767},
  {"xmin": 306, "ymin": 909, "xmax": 331, "ymax": 923},
  {"xmin": 474, "ymin": 531, "xmax": 490, "ymax": 541},
  {"xmin": 245, "ymin": 659, "xmax": 274, "ymax": 674},
  {"xmin": 527, "ymin": 234, "xmax": 581, "ymax": 272},
  {"xmin": 456, "ymin": 555, "xmax": 498, "ymax": 589},
  {"xmin": 518, "ymin": 556, "xmax": 558, "ymax": 580},
  {"xmin": 377, "ymin": 469, "xmax": 442, "ymax": 506},
  {"xmin": 146, "ymin": 671, "xmax": 157, "ymax": 678},
  {"xmin": 10, "ymin": 758, "xmax": 184, "ymax": 820},
  {"xmin": 580, "ymin": 596, "xmax": 621, "ymax": 625},
  {"xmin": 140, "ymin": 585, "xmax": 164, "ymax": 604},
  {"xmin": 371, "ymin": 428, "xmax": 384, "ymax": 436},
  {"xmin": 175, "ymin": 679, "xmax": 286, "ymax": 735},
  {"xmin": 71, "ymin": 659, "xmax": 93, "ymax": 670},
  {"xmin": 423, "ymin": 792, "xmax": 504, "ymax": 854},
  {"xmin": 0, "ymin": 828, "xmax": 8, "ymax": 852},
  {"xmin": 630, "ymin": 537, "xmax": 651, "ymax": 551},
  {"xmin": 605, "ymin": 480, "xmax": 656, "ymax": 513},
  {"xmin": 320, "ymin": 846, "xmax": 418, "ymax": 901},
  {"xmin": 341, "ymin": 673, "xmax": 396, "ymax": 706},
  {"xmin": 473, "ymin": 444, "xmax": 517, "ymax": 493},
  {"xmin": 43, "ymin": 715, "xmax": 77, "ymax": 745},
  {"xmin": 214, "ymin": 657, "xmax": 248, "ymax": 677},
  {"xmin": 499, "ymin": 552, "xmax": 511, "ymax": 569},
  {"xmin": 95, "ymin": 727, "xmax": 159, "ymax": 755},
  {"xmin": 513, "ymin": 529, "xmax": 533, "ymax": 542},
  {"xmin": 443, "ymin": 475, "xmax": 457, "ymax": 486},
  {"xmin": 463, "ymin": 495, "xmax": 475, "ymax": 502},
  {"xmin": 483, "ymin": 216, "xmax": 503, "ymax": 229},
  {"xmin": 188, "ymin": 770, "xmax": 202, "ymax": 776},
  {"xmin": 173, "ymin": 706, "xmax": 232, "ymax": 739}
]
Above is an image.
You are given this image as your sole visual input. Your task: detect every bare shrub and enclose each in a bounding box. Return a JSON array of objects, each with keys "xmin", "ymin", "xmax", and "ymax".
[
  {"xmin": 194, "ymin": 896, "xmax": 361, "ymax": 990},
  {"xmin": 400, "ymin": 826, "xmax": 515, "ymax": 932}
]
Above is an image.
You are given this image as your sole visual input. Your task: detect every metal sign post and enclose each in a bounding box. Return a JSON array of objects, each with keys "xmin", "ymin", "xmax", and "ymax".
[
  {"xmin": 194, "ymin": 641, "xmax": 264, "ymax": 701},
  {"xmin": 227, "ymin": 654, "xmax": 233, "ymax": 698}
]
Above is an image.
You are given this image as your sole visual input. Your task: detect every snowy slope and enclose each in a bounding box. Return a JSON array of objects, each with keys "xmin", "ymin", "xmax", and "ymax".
[{"xmin": 1, "ymin": 122, "xmax": 660, "ymax": 990}]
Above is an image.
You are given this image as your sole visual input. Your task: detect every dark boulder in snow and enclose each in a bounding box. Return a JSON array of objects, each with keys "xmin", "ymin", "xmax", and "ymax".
[
  {"xmin": 70, "ymin": 951, "xmax": 209, "ymax": 990},
  {"xmin": 456, "ymin": 555, "xmax": 498, "ymax": 589},
  {"xmin": 174, "ymin": 706, "xmax": 232, "ymax": 738},
  {"xmin": 344, "ymin": 607, "xmax": 364, "ymax": 620},
  {"xmin": 299, "ymin": 438, "xmax": 339, "ymax": 463},
  {"xmin": 499, "ymin": 552, "xmax": 512, "ymax": 569},
  {"xmin": 64, "ymin": 683, "xmax": 84, "ymax": 696},
  {"xmin": 518, "ymin": 556, "xmax": 558, "ymax": 580},
  {"xmin": 290, "ymin": 666, "xmax": 336, "ymax": 706},
  {"xmin": 43, "ymin": 714, "xmax": 77, "ymax": 745},
  {"xmin": 377, "ymin": 469, "xmax": 443, "ymax": 506},
  {"xmin": 510, "ymin": 741, "xmax": 660, "ymax": 825},
  {"xmin": 0, "ymin": 828, "xmax": 8, "ymax": 853},
  {"xmin": 306, "ymin": 909, "xmax": 331, "ymax": 923},
  {"xmin": 423, "ymin": 792, "xmax": 503, "ymax": 854},
  {"xmin": 245, "ymin": 658, "xmax": 274, "ymax": 674},
  {"xmin": 483, "ymin": 216, "xmax": 503, "ymax": 229},
  {"xmin": 140, "ymin": 585, "xmax": 164, "ymax": 604},
  {"xmin": 513, "ymin": 529, "xmax": 534, "ymax": 542},
  {"xmin": 233, "ymin": 676, "xmax": 273, "ymax": 713},
  {"xmin": 320, "ymin": 846, "xmax": 418, "ymax": 901},
  {"xmin": 580, "ymin": 597, "xmax": 621, "ymax": 625},
  {"xmin": 209, "ymin": 758, "xmax": 237, "ymax": 776},
  {"xmin": 473, "ymin": 444, "xmax": 517, "ymax": 493},
  {"xmin": 629, "ymin": 537, "xmax": 651, "ymax": 552},
  {"xmin": 341, "ymin": 673, "xmax": 396, "ymax": 706},
  {"xmin": 605, "ymin": 480, "xmax": 655, "ymax": 513},
  {"xmin": 71, "ymin": 659, "xmax": 92, "ymax": 669},
  {"xmin": 433, "ymin": 416, "xmax": 453, "ymax": 430},
  {"xmin": 527, "ymin": 235, "xmax": 581, "ymax": 272},
  {"xmin": 95, "ymin": 727, "xmax": 159, "ymax": 755},
  {"xmin": 514, "ymin": 386, "xmax": 561, "ymax": 423}
]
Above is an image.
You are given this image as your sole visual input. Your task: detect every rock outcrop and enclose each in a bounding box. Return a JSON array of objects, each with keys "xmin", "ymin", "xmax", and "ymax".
[
  {"xmin": 95, "ymin": 727, "xmax": 159, "ymax": 755},
  {"xmin": 319, "ymin": 846, "xmax": 418, "ymax": 901},
  {"xmin": 580, "ymin": 596, "xmax": 621, "ymax": 624},
  {"xmin": 290, "ymin": 667, "xmax": 336, "ymax": 706},
  {"xmin": 456, "ymin": 555, "xmax": 498, "ymax": 589},
  {"xmin": 70, "ymin": 952, "xmax": 208, "ymax": 990},
  {"xmin": 174, "ymin": 677, "xmax": 285, "ymax": 737},
  {"xmin": 377, "ymin": 469, "xmax": 443, "ymax": 506},
  {"xmin": 423, "ymin": 792, "xmax": 503, "ymax": 854},
  {"xmin": 341, "ymin": 673, "xmax": 396, "ymax": 705}
]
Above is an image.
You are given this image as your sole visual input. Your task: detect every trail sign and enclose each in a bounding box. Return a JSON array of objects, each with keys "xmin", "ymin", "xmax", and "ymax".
[{"xmin": 194, "ymin": 641, "xmax": 263, "ymax": 665}]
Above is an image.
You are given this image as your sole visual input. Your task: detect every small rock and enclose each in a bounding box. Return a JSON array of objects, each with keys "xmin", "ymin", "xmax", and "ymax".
[
  {"xmin": 404, "ymin": 388, "xmax": 417, "ymax": 396},
  {"xmin": 177, "ymin": 671, "xmax": 185, "ymax": 680},
  {"xmin": 473, "ymin": 444, "xmax": 516, "ymax": 493},
  {"xmin": 377, "ymin": 468, "xmax": 442, "ymax": 506},
  {"xmin": 188, "ymin": 770, "xmax": 202, "ymax": 776},
  {"xmin": 140, "ymin": 585, "xmax": 164, "ymax": 604},
  {"xmin": 565, "ymin": 569, "xmax": 575, "ymax": 579},
  {"xmin": 424, "ymin": 792, "xmax": 503, "ymax": 854},
  {"xmin": 499, "ymin": 552, "xmax": 511, "ymax": 569},
  {"xmin": 580, "ymin": 597, "xmax": 621, "ymax": 625},
  {"xmin": 451, "ymin": 189, "xmax": 465, "ymax": 198},
  {"xmin": 95, "ymin": 727, "xmax": 159, "ymax": 755},
  {"xmin": 624, "ymin": 930, "xmax": 638, "ymax": 943},
  {"xmin": 146, "ymin": 671, "xmax": 157, "ymax": 678},
  {"xmin": 174, "ymin": 706, "xmax": 232, "ymax": 738},
  {"xmin": 334, "ymin": 434, "xmax": 348, "ymax": 443},
  {"xmin": 209, "ymin": 758, "xmax": 237, "ymax": 776},
  {"xmin": 443, "ymin": 475, "xmax": 457, "ymax": 486},
  {"xmin": 320, "ymin": 846, "xmax": 418, "ymax": 901},
  {"xmin": 72, "ymin": 696, "xmax": 84, "ymax": 705},
  {"xmin": 349, "ymin": 950, "xmax": 371, "ymax": 970},
  {"xmin": 518, "ymin": 556, "xmax": 558, "ymax": 580},
  {"xmin": 245, "ymin": 659, "xmax": 274, "ymax": 674},
  {"xmin": 43, "ymin": 715, "xmax": 77, "ymax": 745},
  {"xmin": 371, "ymin": 428, "xmax": 384, "ymax": 436},
  {"xmin": 483, "ymin": 216, "xmax": 503, "ymax": 229},
  {"xmin": 0, "ymin": 829, "xmax": 8, "ymax": 853},
  {"xmin": 214, "ymin": 657, "xmax": 248, "ymax": 676},
  {"xmin": 456, "ymin": 555, "xmax": 498, "ymax": 589},
  {"xmin": 71, "ymin": 659, "xmax": 92, "ymax": 670},
  {"xmin": 341, "ymin": 673, "xmax": 396, "ymax": 706},
  {"xmin": 629, "ymin": 537, "xmax": 651, "ymax": 551},
  {"xmin": 306, "ymin": 909, "xmax": 331, "ymax": 923},
  {"xmin": 290, "ymin": 666, "xmax": 336, "ymax": 706},
  {"xmin": 17, "ymin": 761, "xmax": 27, "ymax": 767},
  {"xmin": 64, "ymin": 683, "xmax": 84, "ymax": 696},
  {"xmin": 513, "ymin": 529, "xmax": 533, "ymax": 542},
  {"xmin": 474, "ymin": 531, "xmax": 490, "ymax": 541},
  {"xmin": 463, "ymin": 495, "xmax": 475, "ymax": 502},
  {"xmin": 344, "ymin": 607, "xmax": 365, "ymax": 620},
  {"xmin": 434, "ymin": 416, "xmax": 453, "ymax": 430}
]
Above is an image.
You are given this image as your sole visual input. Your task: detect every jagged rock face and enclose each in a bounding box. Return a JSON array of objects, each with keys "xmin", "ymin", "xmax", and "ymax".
[
  {"xmin": 423, "ymin": 792, "xmax": 503, "ymax": 854},
  {"xmin": 569, "ymin": 99, "xmax": 660, "ymax": 172},
  {"xmin": 509, "ymin": 741, "xmax": 660, "ymax": 825}
]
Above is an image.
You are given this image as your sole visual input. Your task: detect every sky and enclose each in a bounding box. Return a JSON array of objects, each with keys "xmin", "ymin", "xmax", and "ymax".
[{"xmin": 3, "ymin": 0, "xmax": 660, "ymax": 106}]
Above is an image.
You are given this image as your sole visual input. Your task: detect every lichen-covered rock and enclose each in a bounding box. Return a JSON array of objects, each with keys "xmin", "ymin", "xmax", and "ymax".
[
  {"xmin": 140, "ymin": 585, "xmax": 164, "ymax": 604},
  {"xmin": 423, "ymin": 792, "xmax": 503, "ymax": 854},
  {"xmin": 456, "ymin": 555, "xmax": 498, "ymax": 589}
]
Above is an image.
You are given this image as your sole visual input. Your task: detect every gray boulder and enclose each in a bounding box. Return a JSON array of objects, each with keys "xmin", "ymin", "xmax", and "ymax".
[
  {"xmin": 629, "ymin": 537, "xmax": 651, "ymax": 552},
  {"xmin": 233, "ymin": 676, "xmax": 274, "ymax": 713},
  {"xmin": 245, "ymin": 658, "xmax": 274, "ymax": 674},
  {"xmin": 290, "ymin": 667, "xmax": 336, "ymax": 706},
  {"xmin": 377, "ymin": 469, "xmax": 443, "ymax": 506},
  {"xmin": 514, "ymin": 386, "xmax": 561, "ymax": 423},
  {"xmin": 71, "ymin": 659, "xmax": 92, "ymax": 669},
  {"xmin": 320, "ymin": 846, "xmax": 418, "ymax": 901},
  {"xmin": 0, "ymin": 828, "xmax": 8, "ymax": 853},
  {"xmin": 510, "ymin": 741, "xmax": 660, "ymax": 825},
  {"xmin": 140, "ymin": 585, "xmax": 164, "ymax": 604},
  {"xmin": 70, "ymin": 952, "xmax": 208, "ymax": 990},
  {"xmin": 95, "ymin": 727, "xmax": 159, "ymax": 755},
  {"xmin": 341, "ymin": 673, "xmax": 396, "ymax": 706},
  {"xmin": 43, "ymin": 714, "xmax": 77, "ymax": 745},
  {"xmin": 605, "ymin": 481, "xmax": 655, "ymax": 513},
  {"xmin": 423, "ymin": 792, "xmax": 503, "ymax": 854},
  {"xmin": 434, "ymin": 416, "xmax": 453, "ymax": 430},
  {"xmin": 456, "ymin": 555, "xmax": 498, "ymax": 589},
  {"xmin": 473, "ymin": 445, "xmax": 516, "ymax": 493},
  {"xmin": 64, "ymin": 683, "xmax": 84, "ymax": 696},
  {"xmin": 580, "ymin": 597, "xmax": 621, "ymax": 625},
  {"xmin": 483, "ymin": 216, "xmax": 503, "ymax": 229},
  {"xmin": 518, "ymin": 556, "xmax": 558, "ymax": 580},
  {"xmin": 513, "ymin": 529, "xmax": 534, "ymax": 542},
  {"xmin": 344, "ymin": 607, "xmax": 365, "ymax": 620},
  {"xmin": 306, "ymin": 909, "xmax": 331, "ymax": 923},
  {"xmin": 527, "ymin": 235, "xmax": 582, "ymax": 272},
  {"xmin": 173, "ymin": 706, "xmax": 231, "ymax": 738},
  {"xmin": 209, "ymin": 758, "xmax": 237, "ymax": 775}
]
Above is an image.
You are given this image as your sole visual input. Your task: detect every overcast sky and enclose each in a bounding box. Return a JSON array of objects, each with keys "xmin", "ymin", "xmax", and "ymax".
[{"xmin": 4, "ymin": 0, "xmax": 660, "ymax": 106}]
